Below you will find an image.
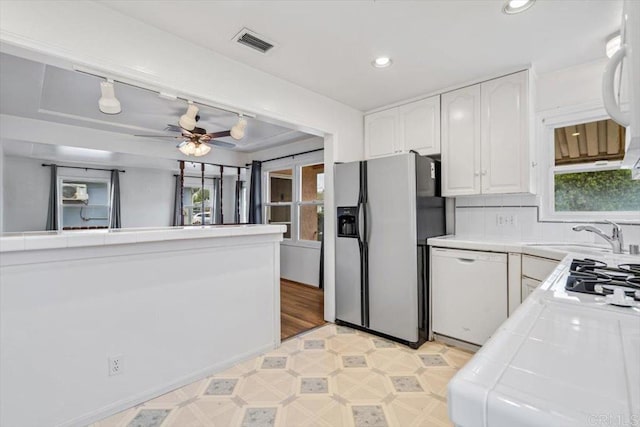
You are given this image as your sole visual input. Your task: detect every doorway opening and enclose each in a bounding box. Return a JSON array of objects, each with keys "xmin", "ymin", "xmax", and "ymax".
[{"xmin": 261, "ymin": 148, "xmax": 326, "ymax": 340}]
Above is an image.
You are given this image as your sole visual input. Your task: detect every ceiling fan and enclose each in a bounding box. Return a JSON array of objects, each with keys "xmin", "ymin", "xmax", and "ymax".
[{"xmin": 134, "ymin": 104, "xmax": 247, "ymax": 157}]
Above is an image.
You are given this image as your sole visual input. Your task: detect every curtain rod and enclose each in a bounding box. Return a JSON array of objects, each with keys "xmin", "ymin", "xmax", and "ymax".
[
  {"xmin": 42, "ymin": 164, "xmax": 125, "ymax": 173},
  {"xmin": 247, "ymin": 147, "xmax": 324, "ymax": 166},
  {"xmin": 173, "ymin": 174, "xmax": 233, "ymax": 179},
  {"xmin": 179, "ymin": 160, "xmax": 249, "ymax": 170}
]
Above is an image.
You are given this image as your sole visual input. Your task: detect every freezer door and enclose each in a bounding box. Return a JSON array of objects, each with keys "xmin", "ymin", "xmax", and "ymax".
[
  {"xmin": 366, "ymin": 154, "xmax": 419, "ymax": 342},
  {"xmin": 335, "ymin": 162, "xmax": 363, "ymax": 326}
]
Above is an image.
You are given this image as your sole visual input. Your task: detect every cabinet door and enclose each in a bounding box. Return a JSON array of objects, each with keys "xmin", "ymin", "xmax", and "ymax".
[
  {"xmin": 441, "ymin": 85, "xmax": 481, "ymax": 196},
  {"xmin": 481, "ymin": 71, "xmax": 529, "ymax": 194},
  {"xmin": 364, "ymin": 109, "xmax": 399, "ymax": 159},
  {"xmin": 398, "ymin": 95, "xmax": 441, "ymax": 155}
]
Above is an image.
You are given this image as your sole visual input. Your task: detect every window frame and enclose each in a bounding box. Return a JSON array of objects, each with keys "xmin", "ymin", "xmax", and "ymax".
[
  {"xmin": 262, "ymin": 153, "xmax": 324, "ymax": 248},
  {"xmin": 182, "ymin": 176, "xmax": 216, "ymax": 226},
  {"xmin": 57, "ymin": 175, "xmax": 112, "ymax": 230},
  {"xmin": 538, "ymin": 103, "xmax": 638, "ymax": 223}
]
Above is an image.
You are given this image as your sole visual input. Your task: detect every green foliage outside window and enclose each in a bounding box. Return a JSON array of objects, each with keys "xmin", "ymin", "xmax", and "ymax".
[
  {"xmin": 192, "ymin": 188, "xmax": 210, "ymax": 204},
  {"xmin": 554, "ymin": 169, "xmax": 640, "ymax": 212}
]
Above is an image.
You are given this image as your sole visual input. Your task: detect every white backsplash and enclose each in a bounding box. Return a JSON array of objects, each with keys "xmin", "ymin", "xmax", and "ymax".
[{"xmin": 454, "ymin": 194, "xmax": 640, "ymax": 246}]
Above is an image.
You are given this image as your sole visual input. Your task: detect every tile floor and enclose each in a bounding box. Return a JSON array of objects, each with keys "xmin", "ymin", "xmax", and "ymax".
[{"xmin": 91, "ymin": 324, "xmax": 473, "ymax": 427}]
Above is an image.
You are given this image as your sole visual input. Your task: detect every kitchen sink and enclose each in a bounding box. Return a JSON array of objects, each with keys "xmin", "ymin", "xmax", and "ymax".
[{"xmin": 526, "ymin": 243, "xmax": 612, "ymax": 255}]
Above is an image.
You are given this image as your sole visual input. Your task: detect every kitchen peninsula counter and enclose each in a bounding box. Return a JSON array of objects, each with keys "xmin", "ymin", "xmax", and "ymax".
[{"xmin": 0, "ymin": 225, "xmax": 286, "ymax": 427}]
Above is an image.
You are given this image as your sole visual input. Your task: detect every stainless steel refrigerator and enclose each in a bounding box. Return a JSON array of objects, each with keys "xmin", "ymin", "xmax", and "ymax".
[{"xmin": 335, "ymin": 153, "xmax": 445, "ymax": 348}]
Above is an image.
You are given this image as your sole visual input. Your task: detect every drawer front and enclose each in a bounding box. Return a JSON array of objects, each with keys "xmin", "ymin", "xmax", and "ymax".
[
  {"xmin": 521, "ymin": 277, "xmax": 541, "ymax": 302},
  {"xmin": 522, "ymin": 255, "xmax": 558, "ymax": 282}
]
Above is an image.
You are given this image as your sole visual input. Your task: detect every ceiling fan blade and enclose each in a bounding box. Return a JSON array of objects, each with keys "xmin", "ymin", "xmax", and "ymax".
[
  {"xmin": 176, "ymin": 140, "xmax": 188, "ymax": 148},
  {"xmin": 134, "ymin": 134, "xmax": 183, "ymax": 139},
  {"xmin": 165, "ymin": 124, "xmax": 183, "ymax": 133},
  {"xmin": 205, "ymin": 130, "xmax": 232, "ymax": 139},
  {"xmin": 209, "ymin": 140, "xmax": 236, "ymax": 149}
]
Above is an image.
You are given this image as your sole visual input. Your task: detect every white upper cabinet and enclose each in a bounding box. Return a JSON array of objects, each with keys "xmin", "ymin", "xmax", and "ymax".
[
  {"xmin": 364, "ymin": 108, "xmax": 400, "ymax": 158},
  {"xmin": 441, "ymin": 85, "xmax": 482, "ymax": 196},
  {"xmin": 364, "ymin": 95, "xmax": 441, "ymax": 159},
  {"xmin": 398, "ymin": 96, "xmax": 441, "ymax": 155},
  {"xmin": 442, "ymin": 70, "xmax": 532, "ymax": 196},
  {"xmin": 481, "ymin": 71, "xmax": 529, "ymax": 194}
]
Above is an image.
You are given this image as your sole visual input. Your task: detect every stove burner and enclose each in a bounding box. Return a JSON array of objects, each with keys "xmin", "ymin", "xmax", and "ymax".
[{"xmin": 566, "ymin": 258, "xmax": 640, "ymax": 303}]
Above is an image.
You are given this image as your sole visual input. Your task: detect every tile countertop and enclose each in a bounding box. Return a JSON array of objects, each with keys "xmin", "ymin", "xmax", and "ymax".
[
  {"xmin": 435, "ymin": 237, "xmax": 640, "ymax": 427},
  {"xmin": 0, "ymin": 225, "xmax": 287, "ymax": 253},
  {"xmin": 426, "ymin": 235, "xmax": 622, "ymax": 261}
]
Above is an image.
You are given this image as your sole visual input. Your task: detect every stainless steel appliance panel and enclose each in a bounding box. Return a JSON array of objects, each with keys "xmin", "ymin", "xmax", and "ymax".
[
  {"xmin": 334, "ymin": 162, "xmax": 363, "ymax": 326},
  {"xmin": 366, "ymin": 154, "xmax": 419, "ymax": 342}
]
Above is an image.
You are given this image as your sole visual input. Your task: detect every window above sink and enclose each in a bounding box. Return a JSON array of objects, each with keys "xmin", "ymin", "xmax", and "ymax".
[{"xmin": 539, "ymin": 104, "xmax": 640, "ymax": 223}]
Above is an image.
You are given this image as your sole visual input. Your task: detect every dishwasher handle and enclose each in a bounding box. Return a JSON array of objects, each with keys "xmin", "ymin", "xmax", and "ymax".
[{"xmin": 456, "ymin": 258, "xmax": 477, "ymax": 263}]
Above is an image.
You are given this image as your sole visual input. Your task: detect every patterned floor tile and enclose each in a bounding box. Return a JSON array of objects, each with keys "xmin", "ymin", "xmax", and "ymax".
[
  {"xmin": 91, "ymin": 324, "xmax": 472, "ymax": 427},
  {"xmin": 419, "ymin": 353, "xmax": 449, "ymax": 367},
  {"xmin": 205, "ymin": 378, "xmax": 238, "ymax": 396},
  {"xmin": 303, "ymin": 339, "xmax": 326, "ymax": 350},
  {"xmin": 300, "ymin": 377, "xmax": 329, "ymax": 394},
  {"xmin": 342, "ymin": 355, "xmax": 367, "ymax": 368},
  {"xmin": 352, "ymin": 405, "xmax": 388, "ymax": 427},
  {"xmin": 262, "ymin": 356, "xmax": 288, "ymax": 369},
  {"xmin": 242, "ymin": 407, "xmax": 278, "ymax": 427},
  {"xmin": 390, "ymin": 376, "xmax": 424, "ymax": 392},
  {"xmin": 372, "ymin": 338, "xmax": 396, "ymax": 349},
  {"xmin": 127, "ymin": 409, "xmax": 171, "ymax": 427}
]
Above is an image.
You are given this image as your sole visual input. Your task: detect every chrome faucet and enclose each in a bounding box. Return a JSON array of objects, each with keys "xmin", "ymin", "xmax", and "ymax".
[{"xmin": 572, "ymin": 220, "xmax": 624, "ymax": 254}]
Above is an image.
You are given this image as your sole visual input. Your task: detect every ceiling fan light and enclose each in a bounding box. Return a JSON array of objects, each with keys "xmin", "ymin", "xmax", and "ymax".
[
  {"xmin": 98, "ymin": 80, "xmax": 121, "ymax": 114},
  {"xmin": 178, "ymin": 141, "xmax": 197, "ymax": 156},
  {"xmin": 179, "ymin": 104, "xmax": 199, "ymax": 131},
  {"xmin": 193, "ymin": 143, "xmax": 211, "ymax": 157},
  {"xmin": 230, "ymin": 117, "xmax": 248, "ymax": 140}
]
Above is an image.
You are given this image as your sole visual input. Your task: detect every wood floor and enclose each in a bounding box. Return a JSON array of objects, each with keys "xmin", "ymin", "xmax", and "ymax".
[{"xmin": 280, "ymin": 279, "xmax": 325, "ymax": 340}]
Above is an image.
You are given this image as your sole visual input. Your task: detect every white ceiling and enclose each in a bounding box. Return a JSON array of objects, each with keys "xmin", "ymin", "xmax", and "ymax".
[
  {"xmin": 0, "ymin": 53, "xmax": 311, "ymax": 153},
  {"xmin": 100, "ymin": 0, "xmax": 623, "ymax": 111}
]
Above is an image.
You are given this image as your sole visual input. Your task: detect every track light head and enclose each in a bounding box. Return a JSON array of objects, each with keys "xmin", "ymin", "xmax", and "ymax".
[
  {"xmin": 230, "ymin": 115, "xmax": 248, "ymax": 140},
  {"xmin": 179, "ymin": 104, "xmax": 199, "ymax": 131},
  {"xmin": 98, "ymin": 80, "xmax": 121, "ymax": 114}
]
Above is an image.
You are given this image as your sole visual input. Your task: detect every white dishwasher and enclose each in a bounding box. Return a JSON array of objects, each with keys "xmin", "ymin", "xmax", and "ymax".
[{"xmin": 431, "ymin": 247, "xmax": 508, "ymax": 346}]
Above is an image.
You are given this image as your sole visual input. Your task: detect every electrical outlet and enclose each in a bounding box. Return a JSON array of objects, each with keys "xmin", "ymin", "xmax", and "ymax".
[
  {"xmin": 108, "ymin": 355, "xmax": 124, "ymax": 376},
  {"xmin": 496, "ymin": 214, "xmax": 518, "ymax": 227}
]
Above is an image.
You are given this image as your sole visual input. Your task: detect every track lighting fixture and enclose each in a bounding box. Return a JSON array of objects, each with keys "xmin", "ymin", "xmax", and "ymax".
[
  {"xmin": 230, "ymin": 115, "xmax": 248, "ymax": 140},
  {"xmin": 179, "ymin": 103, "xmax": 199, "ymax": 131},
  {"xmin": 98, "ymin": 79, "xmax": 121, "ymax": 114}
]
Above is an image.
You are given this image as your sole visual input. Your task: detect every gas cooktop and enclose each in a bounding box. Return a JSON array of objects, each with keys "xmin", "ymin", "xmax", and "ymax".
[{"xmin": 566, "ymin": 258, "xmax": 640, "ymax": 306}]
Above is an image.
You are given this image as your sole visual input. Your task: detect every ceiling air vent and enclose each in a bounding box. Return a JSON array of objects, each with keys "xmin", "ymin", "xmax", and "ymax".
[{"xmin": 233, "ymin": 28, "xmax": 276, "ymax": 54}]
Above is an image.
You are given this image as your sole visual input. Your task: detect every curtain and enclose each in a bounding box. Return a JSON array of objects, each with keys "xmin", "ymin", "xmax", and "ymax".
[
  {"xmin": 109, "ymin": 170, "xmax": 122, "ymax": 229},
  {"xmin": 234, "ymin": 180, "xmax": 246, "ymax": 223},
  {"xmin": 45, "ymin": 164, "xmax": 58, "ymax": 231},
  {"xmin": 172, "ymin": 175, "xmax": 182, "ymax": 226},
  {"xmin": 248, "ymin": 160, "xmax": 262, "ymax": 224},
  {"xmin": 212, "ymin": 178, "xmax": 222, "ymax": 224}
]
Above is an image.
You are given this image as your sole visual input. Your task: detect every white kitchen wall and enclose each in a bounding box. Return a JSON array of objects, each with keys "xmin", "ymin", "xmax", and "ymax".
[
  {"xmin": 2, "ymin": 156, "xmax": 176, "ymax": 232},
  {"xmin": 454, "ymin": 195, "xmax": 640, "ymax": 245},
  {"xmin": 0, "ymin": 2, "xmax": 364, "ymax": 321}
]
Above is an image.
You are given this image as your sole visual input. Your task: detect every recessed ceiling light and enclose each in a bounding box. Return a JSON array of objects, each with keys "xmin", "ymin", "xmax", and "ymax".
[
  {"xmin": 372, "ymin": 57, "xmax": 392, "ymax": 68},
  {"xmin": 503, "ymin": 0, "xmax": 535, "ymax": 14}
]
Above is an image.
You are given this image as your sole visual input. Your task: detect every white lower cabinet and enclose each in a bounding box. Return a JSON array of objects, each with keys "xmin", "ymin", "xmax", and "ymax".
[
  {"xmin": 431, "ymin": 247, "xmax": 507, "ymax": 346},
  {"xmin": 521, "ymin": 277, "xmax": 541, "ymax": 301},
  {"xmin": 521, "ymin": 255, "xmax": 559, "ymax": 302}
]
